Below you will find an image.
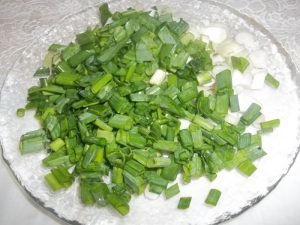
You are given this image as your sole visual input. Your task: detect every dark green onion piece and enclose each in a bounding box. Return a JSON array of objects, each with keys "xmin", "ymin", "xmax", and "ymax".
[
  {"xmin": 99, "ymin": 3, "xmax": 112, "ymax": 26},
  {"xmin": 178, "ymin": 197, "xmax": 192, "ymax": 209}
]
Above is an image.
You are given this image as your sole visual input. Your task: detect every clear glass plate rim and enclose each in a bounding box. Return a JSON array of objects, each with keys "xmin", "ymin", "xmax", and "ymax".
[{"xmin": 0, "ymin": 1, "xmax": 299, "ymax": 225}]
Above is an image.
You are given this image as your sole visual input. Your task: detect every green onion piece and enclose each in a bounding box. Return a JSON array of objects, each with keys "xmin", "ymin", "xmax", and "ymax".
[
  {"xmin": 44, "ymin": 173, "xmax": 63, "ymax": 192},
  {"xmin": 136, "ymin": 42, "xmax": 154, "ymax": 63},
  {"xmin": 79, "ymin": 112, "xmax": 98, "ymax": 124},
  {"xmin": 229, "ymin": 95, "xmax": 240, "ymax": 112},
  {"xmin": 153, "ymin": 140, "xmax": 178, "ymax": 152},
  {"xmin": 237, "ymin": 160, "xmax": 257, "ymax": 176},
  {"xmin": 97, "ymin": 129, "xmax": 115, "ymax": 143},
  {"xmin": 108, "ymin": 114, "xmax": 133, "ymax": 130},
  {"xmin": 19, "ymin": 129, "xmax": 48, "ymax": 154},
  {"xmin": 179, "ymin": 129, "xmax": 193, "ymax": 149},
  {"xmin": 82, "ymin": 144, "xmax": 99, "ymax": 168},
  {"xmin": 158, "ymin": 26, "xmax": 177, "ymax": 44},
  {"xmin": 265, "ymin": 73, "xmax": 280, "ymax": 89},
  {"xmin": 240, "ymin": 103, "xmax": 262, "ymax": 126},
  {"xmin": 178, "ymin": 88, "xmax": 198, "ymax": 103},
  {"xmin": 54, "ymin": 72, "xmax": 80, "ymax": 86},
  {"xmin": 106, "ymin": 193, "xmax": 130, "ymax": 216},
  {"xmin": 68, "ymin": 50, "xmax": 94, "ymax": 67},
  {"xmin": 146, "ymin": 157, "xmax": 171, "ymax": 168},
  {"xmin": 205, "ymin": 189, "xmax": 221, "ymax": 206},
  {"xmin": 260, "ymin": 119, "xmax": 280, "ymax": 131},
  {"xmin": 177, "ymin": 197, "xmax": 192, "ymax": 209},
  {"xmin": 189, "ymin": 124, "xmax": 203, "ymax": 150},
  {"xmin": 49, "ymin": 138, "xmax": 65, "ymax": 151},
  {"xmin": 91, "ymin": 74, "xmax": 113, "ymax": 94},
  {"xmin": 112, "ymin": 167, "xmax": 123, "ymax": 184},
  {"xmin": 231, "ymin": 56, "xmax": 249, "ymax": 73},
  {"xmin": 16, "ymin": 108, "xmax": 26, "ymax": 117},
  {"xmin": 109, "ymin": 93, "xmax": 132, "ymax": 114},
  {"xmin": 165, "ymin": 183, "xmax": 180, "ymax": 199},
  {"xmin": 99, "ymin": 3, "xmax": 112, "ymax": 26},
  {"xmin": 123, "ymin": 171, "xmax": 145, "ymax": 195},
  {"xmin": 127, "ymin": 132, "xmax": 146, "ymax": 148},
  {"xmin": 196, "ymin": 71, "xmax": 212, "ymax": 86},
  {"xmin": 238, "ymin": 133, "xmax": 252, "ymax": 149},
  {"xmin": 161, "ymin": 163, "xmax": 180, "ymax": 181},
  {"xmin": 215, "ymin": 94, "xmax": 229, "ymax": 116},
  {"xmin": 130, "ymin": 93, "xmax": 150, "ymax": 102},
  {"xmin": 93, "ymin": 119, "xmax": 113, "ymax": 131},
  {"xmin": 216, "ymin": 70, "xmax": 232, "ymax": 93},
  {"xmin": 33, "ymin": 67, "xmax": 50, "ymax": 77},
  {"xmin": 193, "ymin": 115, "xmax": 215, "ymax": 131}
]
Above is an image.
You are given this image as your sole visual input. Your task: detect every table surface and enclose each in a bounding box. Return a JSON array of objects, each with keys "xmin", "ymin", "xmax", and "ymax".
[{"xmin": 1, "ymin": 1, "xmax": 300, "ymax": 225}]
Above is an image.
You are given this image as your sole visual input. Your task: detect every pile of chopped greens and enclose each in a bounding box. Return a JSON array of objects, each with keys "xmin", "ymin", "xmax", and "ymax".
[{"xmin": 18, "ymin": 3, "xmax": 280, "ymax": 215}]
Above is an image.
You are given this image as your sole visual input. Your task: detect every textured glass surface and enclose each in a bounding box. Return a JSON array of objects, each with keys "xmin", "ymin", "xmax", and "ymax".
[{"xmin": 1, "ymin": 1, "xmax": 300, "ymax": 225}]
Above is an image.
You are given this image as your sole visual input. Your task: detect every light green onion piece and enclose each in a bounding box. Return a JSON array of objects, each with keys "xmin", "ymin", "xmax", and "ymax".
[
  {"xmin": 229, "ymin": 95, "xmax": 240, "ymax": 112},
  {"xmin": 205, "ymin": 189, "xmax": 221, "ymax": 206},
  {"xmin": 108, "ymin": 114, "xmax": 133, "ymax": 130},
  {"xmin": 165, "ymin": 183, "xmax": 180, "ymax": 199},
  {"xmin": 16, "ymin": 108, "xmax": 26, "ymax": 117},
  {"xmin": 153, "ymin": 140, "xmax": 178, "ymax": 152},
  {"xmin": 260, "ymin": 119, "xmax": 280, "ymax": 131},
  {"xmin": 49, "ymin": 138, "xmax": 65, "ymax": 151},
  {"xmin": 231, "ymin": 56, "xmax": 249, "ymax": 73},
  {"xmin": 265, "ymin": 73, "xmax": 280, "ymax": 89},
  {"xmin": 237, "ymin": 160, "xmax": 257, "ymax": 176}
]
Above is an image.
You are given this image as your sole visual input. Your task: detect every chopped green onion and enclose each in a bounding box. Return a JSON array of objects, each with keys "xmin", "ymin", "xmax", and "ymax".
[
  {"xmin": 265, "ymin": 73, "xmax": 280, "ymax": 89},
  {"xmin": 165, "ymin": 183, "xmax": 180, "ymax": 199},
  {"xmin": 260, "ymin": 119, "xmax": 280, "ymax": 131},
  {"xmin": 16, "ymin": 108, "xmax": 26, "ymax": 117},
  {"xmin": 108, "ymin": 114, "xmax": 133, "ymax": 130},
  {"xmin": 205, "ymin": 189, "xmax": 221, "ymax": 206},
  {"xmin": 178, "ymin": 197, "xmax": 192, "ymax": 209},
  {"xmin": 237, "ymin": 160, "xmax": 257, "ymax": 176},
  {"xmin": 229, "ymin": 95, "xmax": 240, "ymax": 112},
  {"xmin": 240, "ymin": 103, "xmax": 262, "ymax": 126},
  {"xmin": 153, "ymin": 140, "xmax": 178, "ymax": 152},
  {"xmin": 231, "ymin": 56, "xmax": 249, "ymax": 73}
]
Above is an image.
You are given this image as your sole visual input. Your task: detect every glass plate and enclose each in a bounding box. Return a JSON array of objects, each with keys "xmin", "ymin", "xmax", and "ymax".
[{"xmin": 1, "ymin": 0, "xmax": 300, "ymax": 225}]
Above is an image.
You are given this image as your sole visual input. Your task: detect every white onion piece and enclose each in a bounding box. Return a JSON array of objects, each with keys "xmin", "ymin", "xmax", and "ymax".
[
  {"xmin": 200, "ymin": 26, "xmax": 227, "ymax": 44},
  {"xmin": 249, "ymin": 50, "xmax": 268, "ymax": 68},
  {"xmin": 238, "ymin": 92, "xmax": 260, "ymax": 112},
  {"xmin": 143, "ymin": 186, "xmax": 161, "ymax": 200},
  {"xmin": 225, "ymin": 113, "xmax": 241, "ymax": 125},
  {"xmin": 235, "ymin": 32, "xmax": 255, "ymax": 48},
  {"xmin": 231, "ymin": 70, "xmax": 243, "ymax": 86},
  {"xmin": 197, "ymin": 86, "xmax": 214, "ymax": 95},
  {"xmin": 252, "ymin": 114, "xmax": 265, "ymax": 129},
  {"xmin": 201, "ymin": 35, "xmax": 210, "ymax": 44},
  {"xmin": 251, "ymin": 71, "xmax": 267, "ymax": 90},
  {"xmin": 212, "ymin": 65, "xmax": 231, "ymax": 77},
  {"xmin": 150, "ymin": 69, "xmax": 167, "ymax": 85},
  {"xmin": 179, "ymin": 119, "xmax": 191, "ymax": 130},
  {"xmin": 212, "ymin": 54, "xmax": 225, "ymax": 65},
  {"xmin": 215, "ymin": 39, "xmax": 244, "ymax": 57}
]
